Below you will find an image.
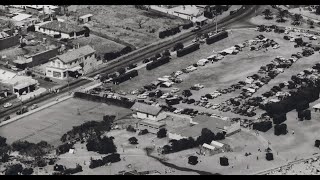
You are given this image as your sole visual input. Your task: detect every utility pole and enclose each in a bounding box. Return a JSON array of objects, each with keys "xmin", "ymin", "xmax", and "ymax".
[{"xmin": 215, "ymin": 12, "xmax": 218, "ymax": 34}]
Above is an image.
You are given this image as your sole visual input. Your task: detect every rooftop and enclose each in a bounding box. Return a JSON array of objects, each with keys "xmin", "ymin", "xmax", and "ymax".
[
  {"xmin": 40, "ymin": 20, "xmax": 85, "ymax": 34},
  {"xmin": 139, "ymin": 119, "xmax": 166, "ymax": 127},
  {"xmin": 79, "ymin": 14, "xmax": 93, "ymax": 19},
  {"xmin": 131, "ymin": 102, "xmax": 162, "ymax": 116},
  {"xmin": 12, "ymin": 13, "xmax": 32, "ymax": 21},
  {"xmin": 0, "ymin": 69, "xmax": 17, "ymax": 82},
  {"xmin": 56, "ymin": 45, "xmax": 95, "ymax": 64}
]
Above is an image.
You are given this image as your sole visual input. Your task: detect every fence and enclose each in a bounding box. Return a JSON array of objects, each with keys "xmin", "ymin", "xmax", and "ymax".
[{"xmin": 0, "ymin": 35, "xmax": 19, "ymax": 50}]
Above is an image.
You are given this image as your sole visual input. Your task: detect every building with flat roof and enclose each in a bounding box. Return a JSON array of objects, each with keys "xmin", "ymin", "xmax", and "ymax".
[
  {"xmin": 131, "ymin": 102, "xmax": 167, "ymax": 121},
  {"xmin": 0, "ymin": 69, "xmax": 38, "ymax": 97},
  {"xmin": 136, "ymin": 119, "xmax": 166, "ymax": 134},
  {"xmin": 200, "ymin": 140, "xmax": 231, "ymax": 156},
  {"xmin": 168, "ymin": 115, "xmax": 240, "ymax": 140}
]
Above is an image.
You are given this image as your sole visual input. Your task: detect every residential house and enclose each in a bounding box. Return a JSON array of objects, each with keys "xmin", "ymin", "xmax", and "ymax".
[
  {"xmin": 131, "ymin": 102, "xmax": 167, "ymax": 121},
  {"xmin": 45, "ymin": 45, "xmax": 100, "ymax": 80},
  {"xmin": 38, "ymin": 20, "xmax": 85, "ymax": 39}
]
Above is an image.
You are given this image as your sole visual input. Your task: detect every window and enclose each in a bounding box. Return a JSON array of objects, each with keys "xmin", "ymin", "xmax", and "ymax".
[{"xmin": 47, "ymin": 70, "xmax": 52, "ymax": 73}]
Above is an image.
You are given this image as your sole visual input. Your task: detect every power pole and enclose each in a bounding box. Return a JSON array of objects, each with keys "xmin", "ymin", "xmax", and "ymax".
[{"xmin": 215, "ymin": 13, "xmax": 218, "ymax": 34}]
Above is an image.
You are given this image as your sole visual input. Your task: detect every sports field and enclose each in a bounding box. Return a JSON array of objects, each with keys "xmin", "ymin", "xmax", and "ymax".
[{"xmin": 0, "ymin": 98, "xmax": 132, "ymax": 146}]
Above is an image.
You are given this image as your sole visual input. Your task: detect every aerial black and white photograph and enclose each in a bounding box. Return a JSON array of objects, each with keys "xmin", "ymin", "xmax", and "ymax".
[{"xmin": 0, "ymin": 4, "xmax": 320, "ymax": 175}]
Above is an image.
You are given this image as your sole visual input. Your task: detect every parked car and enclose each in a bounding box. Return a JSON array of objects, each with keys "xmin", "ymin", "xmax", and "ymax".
[
  {"xmin": 3, "ymin": 103, "xmax": 12, "ymax": 108},
  {"xmin": 171, "ymin": 88, "xmax": 180, "ymax": 93},
  {"xmin": 30, "ymin": 104, "xmax": 38, "ymax": 110}
]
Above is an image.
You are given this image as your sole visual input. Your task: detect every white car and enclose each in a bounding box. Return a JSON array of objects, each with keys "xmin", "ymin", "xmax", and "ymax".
[
  {"xmin": 160, "ymin": 93, "xmax": 170, "ymax": 99},
  {"xmin": 273, "ymin": 44, "xmax": 280, "ymax": 49},
  {"xmin": 174, "ymin": 108, "xmax": 183, "ymax": 114},
  {"xmin": 175, "ymin": 71, "xmax": 183, "ymax": 76},
  {"xmin": 200, "ymin": 96, "xmax": 208, "ymax": 101},
  {"xmin": 194, "ymin": 84, "xmax": 204, "ymax": 89},
  {"xmin": 137, "ymin": 95, "xmax": 147, "ymax": 99},
  {"xmin": 310, "ymin": 36, "xmax": 317, "ymax": 40},
  {"xmin": 211, "ymin": 104, "xmax": 220, "ymax": 110},
  {"xmin": 290, "ymin": 38, "xmax": 295, "ymax": 42},
  {"xmin": 171, "ymin": 88, "xmax": 180, "ymax": 93},
  {"xmin": 186, "ymin": 66, "xmax": 197, "ymax": 72},
  {"xmin": 3, "ymin": 103, "xmax": 12, "ymax": 108}
]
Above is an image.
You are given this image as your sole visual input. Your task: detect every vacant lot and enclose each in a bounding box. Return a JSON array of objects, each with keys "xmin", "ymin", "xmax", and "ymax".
[
  {"xmin": 72, "ymin": 34, "xmax": 125, "ymax": 57},
  {"xmin": 0, "ymin": 98, "xmax": 132, "ymax": 146},
  {"xmin": 63, "ymin": 5, "xmax": 189, "ymax": 48}
]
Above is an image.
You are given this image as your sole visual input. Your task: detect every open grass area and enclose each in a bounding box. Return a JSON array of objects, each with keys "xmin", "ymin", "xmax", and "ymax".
[
  {"xmin": 62, "ymin": 5, "xmax": 189, "ymax": 48},
  {"xmin": 0, "ymin": 98, "xmax": 132, "ymax": 146}
]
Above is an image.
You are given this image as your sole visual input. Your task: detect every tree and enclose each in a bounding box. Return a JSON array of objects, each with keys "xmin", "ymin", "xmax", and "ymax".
[
  {"xmin": 5, "ymin": 164, "xmax": 23, "ymax": 175},
  {"xmin": 83, "ymin": 26, "xmax": 90, "ymax": 37},
  {"xmin": 128, "ymin": 137, "xmax": 138, "ymax": 145},
  {"xmin": 1, "ymin": 153, "xmax": 10, "ymax": 162},
  {"xmin": 276, "ymin": 10, "xmax": 288, "ymax": 22},
  {"xmin": 316, "ymin": 5, "xmax": 320, "ymax": 15},
  {"xmin": 157, "ymin": 128, "xmax": 167, "ymax": 138},
  {"xmin": 0, "ymin": 136, "xmax": 7, "ymax": 147},
  {"xmin": 188, "ymin": 156, "xmax": 198, "ymax": 165},
  {"xmin": 162, "ymin": 145, "xmax": 171, "ymax": 154},
  {"xmin": 196, "ymin": 128, "xmax": 215, "ymax": 145},
  {"xmin": 162, "ymin": 49, "xmax": 171, "ymax": 57},
  {"xmin": 135, "ymin": 17, "xmax": 149, "ymax": 29},
  {"xmin": 220, "ymin": 156, "xmax": 229, "ymax": 166},
  {"xmin": 22, "ymin": 168, "xmax": 34, "ymax": 175},
  {"xmin": 262, "ymin": 9, "xmax": 273, "ymax": 19},
  {"xmin": 173, "ymin": 42, "xmax": 184, "ymax": 51},
  {"xmin": 117, "ymin": 67, "xmax": 126, "ymax": 75},
  {"xmin": 126, "ymin": 125, "xmax": 136, "ymax": 132},
  {"xmin": 292, "ymin": 13, "xmax": 303, "ymax": 23}
]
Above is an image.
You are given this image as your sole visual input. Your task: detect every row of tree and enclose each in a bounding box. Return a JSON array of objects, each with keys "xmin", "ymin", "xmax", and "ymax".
[
  {"xmin": 103, "ymin": 46, "xmax": 133, "ymax": 61},
  {"xmin": 89, "ymin": 153, "xmax": 121, "ymax": 169},
  {"xmin": 159, "ymin": 26, "xmax": 181, "ymax": 39},
  {"xmin": 146, "ymin": 56, "xmax": 171, "ymax": 70},
  {"xmin": 162, "ymin": 128, "xmax": 225, "ymax": 154},
  {"xmin": 112, "ymin": 70, "xmax": 138, "ymax": 85},
  {"xmin": 86, "ymin": 135, "xmax": 117, "ymax": 154},
  {"xmin": 176, "ymin": 43, "xmax": 200, "ymax": 57}
]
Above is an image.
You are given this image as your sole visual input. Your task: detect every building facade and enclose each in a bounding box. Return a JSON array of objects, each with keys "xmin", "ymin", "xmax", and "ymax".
[
  {"xmin": 45, "ymin": 45, "xmax": 101, "ymax": 80},
  {"xmin": 131, "ymin": 102, "xmax": 167, "ymax": 121},
  {"xmin": 38, "ymin": 20, "xmax": 85, "ymax": 39}
]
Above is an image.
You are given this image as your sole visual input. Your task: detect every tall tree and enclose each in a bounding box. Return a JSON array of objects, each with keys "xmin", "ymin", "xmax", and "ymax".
[
  {"xmin": 262, "ymin": 9, "xmax": 273, "ymax": 19},
  {"xmin": 277, "ymin": 10, "xmax": 289, "ymax": 22}
]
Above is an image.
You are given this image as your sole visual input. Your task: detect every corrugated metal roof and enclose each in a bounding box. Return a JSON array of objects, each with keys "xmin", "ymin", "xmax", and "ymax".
[{"xmin": 79, "ymin": 14, "xmax": 93, "ymax": 19}]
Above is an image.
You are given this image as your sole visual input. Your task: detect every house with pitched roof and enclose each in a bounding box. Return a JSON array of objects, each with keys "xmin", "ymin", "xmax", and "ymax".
[
  {"xmin": 130, "ymin": 102, "xmax": 167, "ymax": 121},
  {"xmin": 45, "ymin": 45, "xmax": 101, "ymax": 80},
  {"xmin": 37, "ymin": 20, "xmax": 85, "ymax": 39}
]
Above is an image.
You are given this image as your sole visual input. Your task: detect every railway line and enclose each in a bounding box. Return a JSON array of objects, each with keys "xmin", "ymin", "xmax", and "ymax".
[{"xmin": 0, "ymin": 5, "xmax": 259, "ymax": 119}]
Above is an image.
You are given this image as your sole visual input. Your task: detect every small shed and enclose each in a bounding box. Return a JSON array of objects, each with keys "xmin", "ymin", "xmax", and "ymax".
[
  {"xmin": 313, "ymin": 103, "xmax": 320, "ymax": 112},
  {"xmin": 79, "ymin": 14, "xmax": 93, "ymax": 23}
]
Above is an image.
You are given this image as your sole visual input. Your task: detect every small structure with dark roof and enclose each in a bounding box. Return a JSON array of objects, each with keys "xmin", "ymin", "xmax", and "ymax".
[
  {"xmin": 131, "ymin": 102, "xmax": 166, "ymax": 121},
  {"xmin": 38, "ymin": 20, "xmax": 85, "ymax": 39}
]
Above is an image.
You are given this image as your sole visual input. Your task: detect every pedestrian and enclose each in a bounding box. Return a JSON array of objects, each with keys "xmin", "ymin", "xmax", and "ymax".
[{"xmin": 257, "ymin": 156, "xmax": 259, "ymax": 160}]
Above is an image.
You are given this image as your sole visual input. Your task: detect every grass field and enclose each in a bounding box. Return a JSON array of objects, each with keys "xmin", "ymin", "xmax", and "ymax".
[
  {"xmin": 0, "ymin": 98, "xmax": 132, "ymax": 146},
  {"xmin": 63, "ymin": 5, "xmax": 189, "ymax": 48}
]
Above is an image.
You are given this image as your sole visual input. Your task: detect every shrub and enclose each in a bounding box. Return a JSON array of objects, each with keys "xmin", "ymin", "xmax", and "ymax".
[
  {"xmin": 138, "ymin": 129, "xmax": 148, "ymax": 135},
  {"xmin": 22, "ymin": 168, "xmax": 34, "ymax": 175},
  {"xmin": 5, "ymin": 164, "xmax": 23, "ymax": 175},
  {"xmin": 126, "ymin": 125, "xmax": 136, "ymax": 132},
  {"xmin": 315, "ymin": 140, "xmax": 320, "ymax": 148},
  {"xmin": 266, "ymin": 153, "xmax": 274, "ymax": 161},
  {"xmin": 177, "ymin": 43, "xmax": 200, "ymax": 57},
  {"xmin": 157, "ymin": 128, "xmax": 167, "ymax": 138},
  {"xmin": 173, "ymin": 42, "xmax": 184, "ymax": 51},
  {"xmin": 188, "ymin": 156, "xmax": 198, "ymax": 165},
  {"xmin": 128, "ymin": 137, "xmax": 138, "ymax": 144},
  {"xmin": 220, "ymin": 157, "xmax": 229, "ymax": 166}
]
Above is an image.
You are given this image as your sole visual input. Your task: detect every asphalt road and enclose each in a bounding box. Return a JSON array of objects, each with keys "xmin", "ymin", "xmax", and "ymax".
[{"xmin": 0, "ymin": 5, "xmax": 259, "ymax": 119}]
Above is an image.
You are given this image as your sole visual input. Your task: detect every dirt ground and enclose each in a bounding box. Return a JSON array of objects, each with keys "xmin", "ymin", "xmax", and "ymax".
[
  {"xmin": 62, "ymin": 5, "xmax": 189, "ymax": 48},
  {"xmin": 0, "ymin": 98, "xmax": 132, "ymax": 146},
  {"xmin": 71, "ymin": 34, "xmax": 125, "ymax": 56}
]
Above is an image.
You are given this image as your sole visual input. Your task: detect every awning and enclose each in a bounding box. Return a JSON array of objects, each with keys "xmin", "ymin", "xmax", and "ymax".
[{"xmin": 68, "ymin": 66, "xmax": 82, "ymax": 72}]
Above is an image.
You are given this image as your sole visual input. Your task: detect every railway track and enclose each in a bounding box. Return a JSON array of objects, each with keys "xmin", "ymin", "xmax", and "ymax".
[{"xmin": 0, "ymin": 5, "xmax": 258, "ymax": 119}]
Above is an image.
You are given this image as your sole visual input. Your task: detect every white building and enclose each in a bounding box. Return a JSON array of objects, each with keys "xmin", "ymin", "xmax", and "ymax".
[
  {"xmin": 200, "ymin": 140, "xmax": 231, "ymax": 156},
  {"xmin": 131, "ymin": 102, "xmax": 167, "ymax": 121},
  {"xmin": 45, "ymin": 45, "xmax": 100, "ymax": 80},
  {"xmin": 79, "ymin": 14, "xmax": 93, "ymax": 23},
  {"xmin": 37, "ymin": 20, "xmax": 85, "ymax": 39}
]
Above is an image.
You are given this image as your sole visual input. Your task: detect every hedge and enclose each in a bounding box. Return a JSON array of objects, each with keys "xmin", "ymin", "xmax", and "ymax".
[
  {"xmin": 252, "ymin": 121, "xmax": 272, "ymax": 132},
  {"xmin": 177, "ymin": 43, "xmax": 200, "ymax": 57},
  {"xmin": 159, "ymin": 26, "xmax": 181, "ymax": 39},
  {"xmin": 182, "ymin": 22, "xmax": 194, "ymax": 29},
  {"xmin": 73, "ymin": 92, "xmax": 134, "ymax": 108}
]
